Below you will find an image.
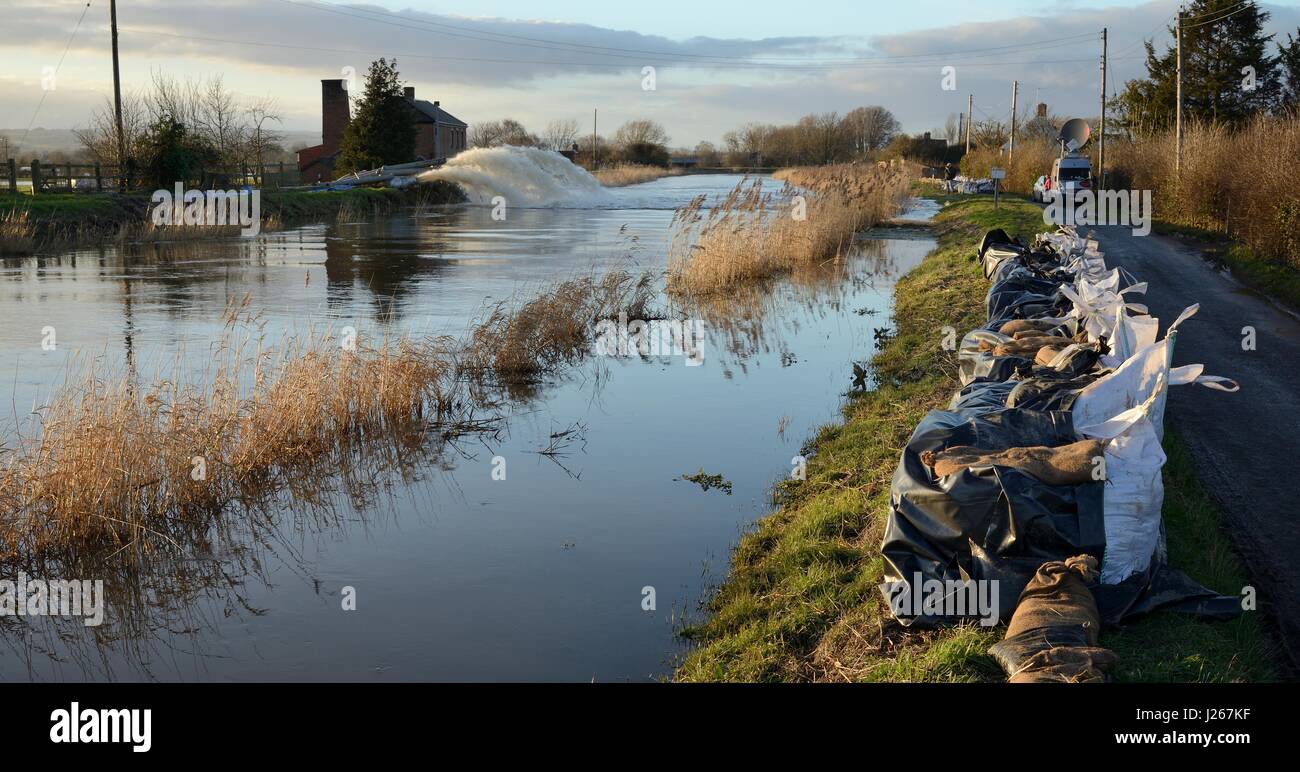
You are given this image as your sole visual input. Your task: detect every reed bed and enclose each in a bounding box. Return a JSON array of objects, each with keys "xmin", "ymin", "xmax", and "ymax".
[
  {"xmin": 0, "ymin": 270, "xmax": 653, "ymax": 561},
  {"xmin": 1108, "ymin": 115, "xmax": 1300, "ymax": 271},
  {"xmin": 463, "ymin": 270, "xmax": 654, "ymax": 382},
  {"xmin": 593, "ymin": 164, "xmax": 681, "ymax": 187},
  {"xmin": 666, "ymin": 165, "xmax": 911, "ymax": 295},
  {"xmin": 0, "ymin": 210, "xmax": 37, "ymax": 255}
]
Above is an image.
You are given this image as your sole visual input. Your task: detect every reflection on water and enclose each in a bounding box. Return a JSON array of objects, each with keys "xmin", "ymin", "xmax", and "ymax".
[{"xmin": 0, "ymin": 175, "xmax": 934, "ymax": 681}]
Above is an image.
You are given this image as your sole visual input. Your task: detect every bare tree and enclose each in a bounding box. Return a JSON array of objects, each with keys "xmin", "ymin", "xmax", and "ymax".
[
  {"xmin": 612, "ymin": 119, "xmax": 669, "ymax": 149},
  {"xmin": 842, "ymin": 106, "xmax": 901, "ymax": 157},
  {"xmin": 469, "ymin": 118, "xmax": 538, "ymax": 148},
  {"xmin": 245, "ymin": 98, "xmax": 284, "ymax": 168},
  {"xmin": 542, "ymin": 119, "xmax": 580, "ymax": 151},
  {"xmin": 73, "ymin": 93, "xmax": 148, "ymax": 167}
]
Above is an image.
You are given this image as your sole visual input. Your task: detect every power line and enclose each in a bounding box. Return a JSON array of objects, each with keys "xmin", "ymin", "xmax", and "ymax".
[
  {"xmin": 1183, "ymin": 1, "xmax": 1254, "ymax": 28},
  {"xmin": 18, "ymin": 1, "xmax": 94, "ymax": 150}
]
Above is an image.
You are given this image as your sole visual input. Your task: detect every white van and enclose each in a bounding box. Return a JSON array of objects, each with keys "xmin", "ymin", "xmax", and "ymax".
[{"xmin": 1050, "ymin": 154, "xmax": 1092, "ymax": 202}]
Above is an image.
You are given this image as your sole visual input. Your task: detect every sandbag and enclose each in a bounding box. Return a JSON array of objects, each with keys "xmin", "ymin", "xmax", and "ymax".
[
  {"xmin": 921, "ymin": 439, "xmax": 1107, "ymax": 487},
  {"xmin": 988, "ymin": 555, "xmax": 1117, "ymax": 683},
  {"xmin": 881, "ymin": 408, "xmax": 1106, "ymax": 627}
]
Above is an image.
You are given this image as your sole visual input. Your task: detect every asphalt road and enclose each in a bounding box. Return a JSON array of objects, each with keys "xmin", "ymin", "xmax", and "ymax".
[{"xmin": 1088, "ymin": 224, "xmax": 1300, "ymax": 674}]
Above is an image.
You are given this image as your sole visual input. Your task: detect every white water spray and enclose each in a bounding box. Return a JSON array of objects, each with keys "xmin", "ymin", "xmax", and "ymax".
[{"xmin": 420, "ymin": 146, "xmax": 612, "ymax": 207}]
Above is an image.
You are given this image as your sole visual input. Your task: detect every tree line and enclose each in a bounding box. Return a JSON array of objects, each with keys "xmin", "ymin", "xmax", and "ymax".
[{"xmin": 1115, "ymin": 0, "xmax": 1300, "ymax": 135}]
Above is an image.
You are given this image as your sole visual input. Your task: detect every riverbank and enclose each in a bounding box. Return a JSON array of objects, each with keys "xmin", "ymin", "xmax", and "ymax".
[
  {"xmin": 675, "ymin": 195, "xmax": 1274, "ymax": 682},
  {"xmin": 0, "ymin": 182, "xmax": 465, "ymax": 255}
]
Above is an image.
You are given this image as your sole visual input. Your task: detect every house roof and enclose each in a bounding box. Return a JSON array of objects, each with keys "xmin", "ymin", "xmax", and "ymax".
[{"xmin": 405, "ymin": 98, "xmax": 467, "ymax": 128}]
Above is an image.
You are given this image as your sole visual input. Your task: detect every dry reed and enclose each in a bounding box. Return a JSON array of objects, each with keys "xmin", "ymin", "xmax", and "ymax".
[
  {"xmin": 666, "ymin": 165, "xmax": 911, "ymax": 295},
  {"xmin": 0, "ymin": 269, "xmax": 654, "ymax": 561},
  {"xmin": 593, "ymin": 164, "xmax": 681, "ymax": 187},
  {"xmin": 1108, "ymin": 114, "xmax": 1300, "ymax": 270}
]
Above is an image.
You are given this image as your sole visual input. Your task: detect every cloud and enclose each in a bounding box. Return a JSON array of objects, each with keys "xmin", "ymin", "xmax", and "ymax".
[{"xmin": 3, "ymin": 0, "xmax": 1299, "ymax": 146}]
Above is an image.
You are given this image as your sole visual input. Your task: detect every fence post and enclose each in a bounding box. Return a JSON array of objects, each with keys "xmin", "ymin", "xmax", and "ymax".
[
  {"xmin": 31, "ymin": 159, "xmax": 41, "ymax": 196},
  {"xmin": 6, "ymin": 159, "xmax": 15, "ymax": 194},
  {"xmin": 95, "ymin": 164, "xmax": 102, "ymax": 191}
]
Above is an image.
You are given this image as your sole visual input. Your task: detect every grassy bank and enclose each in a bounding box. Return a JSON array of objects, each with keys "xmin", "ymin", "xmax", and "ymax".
[
  {"xmin": 0, "ymin": 182, "xmax": 465, "ymax": 255},
  {"xmin": 675, "ymin": 195, "xmax": 1273, "ymax": 682}
]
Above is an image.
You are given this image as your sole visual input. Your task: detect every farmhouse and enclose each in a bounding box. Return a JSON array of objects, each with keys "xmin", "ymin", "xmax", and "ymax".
[{"xmin": 297, "ymin": 79, "xmax": 468, "ymax": 182}]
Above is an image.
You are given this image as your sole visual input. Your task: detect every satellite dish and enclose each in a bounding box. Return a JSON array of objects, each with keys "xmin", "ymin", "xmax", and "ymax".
[{"xmin": 1058, "ymin": 118, "xmax": 1092, "ymax": 152}]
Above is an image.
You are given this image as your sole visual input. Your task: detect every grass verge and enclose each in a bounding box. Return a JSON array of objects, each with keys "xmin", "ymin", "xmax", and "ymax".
[{"xmin": 674, "ymin": 194, "xmax": 1274, "ymax": 683}]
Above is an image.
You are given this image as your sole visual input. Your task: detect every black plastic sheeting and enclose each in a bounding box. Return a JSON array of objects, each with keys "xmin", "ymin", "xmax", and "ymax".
[{"xmin": 880, "ymin": 228, "xmax": 1241, "ymax": 628}]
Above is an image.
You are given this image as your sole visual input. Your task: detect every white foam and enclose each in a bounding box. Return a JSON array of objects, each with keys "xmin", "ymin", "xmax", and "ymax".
[{"xmin": 419, "ymin": 146, "xmax": 612, "ymax": 207}]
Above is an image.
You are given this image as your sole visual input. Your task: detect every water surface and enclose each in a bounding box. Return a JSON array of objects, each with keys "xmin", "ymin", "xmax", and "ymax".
[{"xmin": 0, "ymin": 174, "xmax": 934, "ymax": 681}]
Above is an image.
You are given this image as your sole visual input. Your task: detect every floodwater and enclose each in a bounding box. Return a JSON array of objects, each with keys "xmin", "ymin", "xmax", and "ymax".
[{"xmin": 0, "ymin": 170, "xmax": 935, "ymax": 681}]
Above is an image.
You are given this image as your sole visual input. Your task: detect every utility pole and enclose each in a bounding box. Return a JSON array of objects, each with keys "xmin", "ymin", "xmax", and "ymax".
[
  {"xmin": 1009, "ymin": 80, "xmax": 1018, "ymax": 165},
  {"xmin": 592, "ymin": 108, "xmax": 598, "ymax": 170},
  {"xmin": 966, "ymin": 93, "xmax": 973, "ymax": 154},
  {"xmin": 1176, "ymin": 11, "xmax": 1183, "ymax": 176},
  {"xmin": 110, "ymin": 0, "xmax": 126, "ymax": 191},
  {"xmin": 1099, "ymin": 27, "xmax": 1107, "ymax": 190}
]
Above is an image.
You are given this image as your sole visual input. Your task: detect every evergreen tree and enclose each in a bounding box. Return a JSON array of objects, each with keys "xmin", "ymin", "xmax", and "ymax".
[
  {"xmin": 1115, "ymin": 0, "xmax": 1278, "ymax": 135},
  {"xmin": 1279, "ymin": 31, "xmax": 1300, "ymax": 109},
  {"xmin": 334, "ymin": 58, "xmax": 417, "ymax": 174}
]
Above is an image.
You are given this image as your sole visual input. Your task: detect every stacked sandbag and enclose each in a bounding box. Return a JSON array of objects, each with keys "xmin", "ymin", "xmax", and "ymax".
[
  {"xmin": 989, "ymin": 555, "xmax": 1117, "ymax": 683},
  {"xmin": 880, "ymin": 224, "xmax": 1243, "ymax": 644}
]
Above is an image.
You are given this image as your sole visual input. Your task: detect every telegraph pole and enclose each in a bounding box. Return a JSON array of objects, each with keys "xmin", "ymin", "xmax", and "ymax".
[
  {"xmin": 1009, "ymin": 80, "xmax": 1018, "ymax": 165},
  {"xmin": 966, "ymin": 93, "xmax": 973, "ymax": 154},
  {"xmin": 110, "ymin": 0, "xmax": 126, "ymax": 191},
  {"xmin": 1099, "ymin": 27, "xmax": 1107, "ymax": 190},
  {"xmin": 592, "ymin": 108, "xmax": 598, "ymax": 170},
  {"xmin": 1176, "ymin": 11, "xmax": 1183, "ymax": 176}
]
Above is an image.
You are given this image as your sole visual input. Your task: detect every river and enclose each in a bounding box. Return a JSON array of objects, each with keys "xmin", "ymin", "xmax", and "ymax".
[{"xmin": 0, "ymin": 164, "xmax": 935, "ymax": 681}]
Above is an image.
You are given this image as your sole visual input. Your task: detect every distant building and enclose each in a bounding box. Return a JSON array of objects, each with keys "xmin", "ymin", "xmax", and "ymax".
[
  {"xmin": 297, "ymin": 79, "xmax": 468, "ymax": 183},
  {"xmin": 669, "ymin": 155, "xmax": 699, "ymax": 168},
  {"xmin": 402, "ymin": 86, "xmax": 467, "ymax": 162}
]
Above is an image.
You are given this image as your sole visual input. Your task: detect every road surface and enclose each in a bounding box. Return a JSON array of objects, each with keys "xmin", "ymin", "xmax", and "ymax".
[{"xmin": 1090, "ymin": 224, "xmax": 1300, "ymax": 675}]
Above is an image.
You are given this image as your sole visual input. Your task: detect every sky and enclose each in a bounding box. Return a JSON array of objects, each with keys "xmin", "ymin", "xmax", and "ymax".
[{"xmin": 3, "ymin": 0, "xmax": 1300, "ymax": 148}]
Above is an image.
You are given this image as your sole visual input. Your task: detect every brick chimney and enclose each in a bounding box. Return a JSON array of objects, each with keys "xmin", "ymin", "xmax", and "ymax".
[
  {"xmin": 322, "ymin": 79, "xmax": 350, "ymax": 155},
  {"xmin": 404, "ymin": 86, "xmax": 415, "ymax": 100}
]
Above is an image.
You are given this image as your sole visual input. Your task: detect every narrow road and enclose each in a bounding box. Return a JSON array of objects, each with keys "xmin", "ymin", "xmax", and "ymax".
[{"xmin": 1089, "ymin": 224, "xmax": 1300, "ymax": 674}]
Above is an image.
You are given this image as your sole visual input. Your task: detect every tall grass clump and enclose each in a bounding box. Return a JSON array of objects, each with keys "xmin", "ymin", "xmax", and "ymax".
[
  {"xmin": 666, "ymin": 165, "xmax": 911, "ymax": 295},
  {"xmin": 1108, "ymin": 114, "xmax": 1300, "ymax": 272},
  {"xmin": 593, "ymin": 164, "xmax": 680, "ymax": 187},
  {"xmin": 0, "ymin": 210, "xmax": 37, "ymax": 255},
  {"xmin": 0, "ymin": 327, "xmax": 464, "ymax": 559},
  {"xmin": 0, "ymin": 267, "xmax": 654, "ymax": 560},
  {"xmin": 464, "ymin": 270, "xmax": 654, "ymax": 383},
  {"xmin": 959, "ymin": 137, "xmax": 1057, "ymax": 195}
]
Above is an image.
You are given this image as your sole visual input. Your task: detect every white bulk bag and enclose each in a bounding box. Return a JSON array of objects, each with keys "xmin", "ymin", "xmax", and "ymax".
[{"xmin": 1075, "ymin": 381, "xmax": 1167, "ymax": 584}]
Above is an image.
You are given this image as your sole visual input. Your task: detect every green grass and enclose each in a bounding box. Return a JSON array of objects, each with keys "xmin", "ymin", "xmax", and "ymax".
[{"xmin": 674, "ymin": 194, "xmax": 1274, "ymax": 683}]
